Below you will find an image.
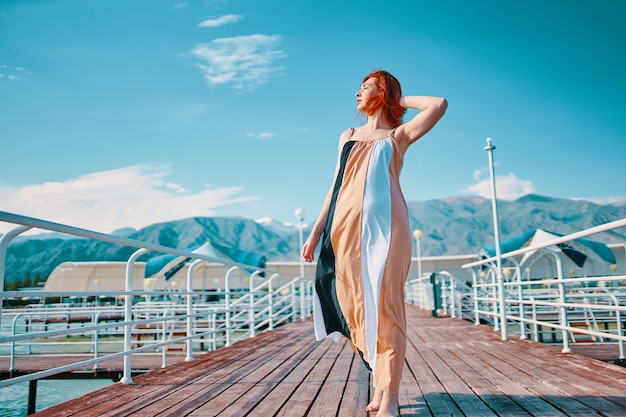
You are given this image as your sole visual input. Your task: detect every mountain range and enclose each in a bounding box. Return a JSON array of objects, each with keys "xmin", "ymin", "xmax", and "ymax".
[{"xmin": 3, "ymin": 194, "xmax": 626, "ymax": 285}]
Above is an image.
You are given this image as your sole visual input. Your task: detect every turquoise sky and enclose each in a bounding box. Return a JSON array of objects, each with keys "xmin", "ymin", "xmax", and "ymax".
[{"xmin": 1, "ymin": 0, "xmax": 625, "ymax": 233}]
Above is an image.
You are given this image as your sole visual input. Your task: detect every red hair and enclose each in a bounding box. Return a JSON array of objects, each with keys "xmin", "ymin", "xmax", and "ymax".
[{"xmin": 361, "ymin": 70, "xmax": 406, "ymax": 128}]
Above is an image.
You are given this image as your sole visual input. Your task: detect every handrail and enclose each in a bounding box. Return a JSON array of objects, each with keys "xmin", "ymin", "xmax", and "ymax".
[
  {"xmin": 0, "ymin": 211, "xmax": 313, "ymax": 391},
  {"xmin": 0, "ymin": 276, "xmax": 311, "ymax": 388},
  {"xmin": 404, "ymin": 217, "xmax": 626, "ymax": 363},
  {"xmin": 0, "ymin": 210, "xmax": 281, "ymax": 275}
]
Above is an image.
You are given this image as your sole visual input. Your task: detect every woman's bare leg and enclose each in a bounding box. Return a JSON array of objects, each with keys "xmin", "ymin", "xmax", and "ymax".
[{"xmin": 365, "ymin": 387, "xmax": 383, "ymax": 412}]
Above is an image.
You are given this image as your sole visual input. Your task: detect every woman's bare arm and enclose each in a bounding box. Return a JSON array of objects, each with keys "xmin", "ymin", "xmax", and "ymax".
[
  {"xmin": 395, "ymin": 96, "xmax": 447, "ymax": 155},
  {"xmin": 302, "ymin": 128, "xmax": 352, "ymax": 262}
]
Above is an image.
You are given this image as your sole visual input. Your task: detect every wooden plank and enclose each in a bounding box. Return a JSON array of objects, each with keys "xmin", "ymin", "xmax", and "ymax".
[
  {"xmin": 483, "ymin": 338, "xmax": 626, "ymax": 414},
  {"xmin": 398, "ymin": 362, "xmax": 431, "ymax": 417},
  {"xmin": 126, "ymin": 325, "xmax": 313, "ymax": 417},
  {"xmin": 446, "ymin": 335, "xmax": 586, "ymax": 416},
  {"xmin": 403, "ymin": 327, "xmax": 463, "ymax": 415},
  {"xmin": 183, "ymin": 327, "xmax": 317, "ymax": 416},
  {"xmin": 337, "ymin": 353, "xmax": 370, "ymax": 417},
  {"xmin": 520, "ymin": 341, "xmax": 626, "ymax": 388},
  {"xmin": 413, "ymin": 341, "xmax": 496, "ymax": 416},
  {"xmin": 272, "ymin": 336, "xmax": 346, "ymax": 416},
  {"xmin": 243, "ymin": 338, "xmax": 336, "ymax": 416},
  {"xmin": 406, "ymin": 309, "xmax": 566, "ymax": 417},
  {"xmin": 434, "ymin": 341, "xmax": 532, "ymax": 416},
  {"xmin": 36, "ymin": 324, "xmax": 309, "ymax": 416},
  {"xmin": 307, "ymin": 341, "xmax": 355, "ymax": 417},
  {"xmin": 27, "ymin": 306, "xmax": 626, "ymax": 417},
  {"xmin": 96, "ymin": 341, "xmax": 283, "ymax": 416},
  {"xmin": 570, "ymin": 343, "xmax": 624, "ymax": 362}
]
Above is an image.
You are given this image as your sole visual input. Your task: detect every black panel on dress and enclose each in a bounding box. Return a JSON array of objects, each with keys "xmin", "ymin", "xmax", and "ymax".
[{"xmin": 314, "ymin": 140, "xmax": 356, "ymax": 340}]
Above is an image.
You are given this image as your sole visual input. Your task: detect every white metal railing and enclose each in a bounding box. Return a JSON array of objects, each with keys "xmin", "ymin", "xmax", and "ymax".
[
  {"xmin": 404, "ymin": 218, "xmax": 626, "ymax": 361},
  {"xmin": 405, "ymin": 271, "xmax": 475, "ymax": 320},
  {"xmin": 460, "ymin": 217, "xmax": 626, "ymax": 357},
  {"xmin": 0, "ymin": 210, "xmax": 314, "ymax": 390}
]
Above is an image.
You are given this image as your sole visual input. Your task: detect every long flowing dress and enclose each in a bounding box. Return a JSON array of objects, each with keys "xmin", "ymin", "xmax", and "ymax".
[{"xmin": 313, "ymin": 129, "xmax": 412, "ymax": 394}]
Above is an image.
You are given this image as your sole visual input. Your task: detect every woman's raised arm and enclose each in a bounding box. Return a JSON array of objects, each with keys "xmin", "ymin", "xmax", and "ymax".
[{"xmin": 395, "ymin": 95, "xmax": 447, "ymax": 153}]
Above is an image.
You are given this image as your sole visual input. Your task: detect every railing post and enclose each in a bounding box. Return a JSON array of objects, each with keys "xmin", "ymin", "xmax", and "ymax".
[
  {"xmin": 93, "ymin": 312, "xmax": 100, "ymax": 369},
  {"xmin": 440, "ymin": 275, "xmax": 448, "ymax": 316},
  {"xmin": 211, "ymin": 312, "xmax": 217, "ymax": 351},
  {"xmin": 225, "ymin": 268, "xmax": 234, "ymax": 347},
  {"xmin": 300, "ymin": 276, "xmax": 306, "ymax": 322},
  {"xmin": 491, "ymin": 268, "xmax": 499, "ymax": 332},
  {"xmin": 616, "ymin": 306, "xmax": 625, "ymax": 360},
  {"xmin": 10, "ymin": 314, "xmax": 21, "ymax": 371},
  {"xmin": 0, "ymin": 225, "xmax": 32, "ymax": 332},
  {"xmin": 548, "ymin": 248, "xmax": 571, "ymax": 353},
  {"xmin": 530, "ymin": 297, "xmax": 539, "ymax": 342},
  {"xmin": 268, "ymin": 274, "xmax": 275, "ymax": 330},
  {"xmin": 161, "ymin": 309, "xmax": 169, "ymax": 368},
  {"xmin": 449, "ymin": 276, "xmax": 456, "ymax": 318},
  {"xmin": 291, "ymin": 281, "xmax": 297, "ymax": 322},
  {"xmin": 121, "ymin": 248, "xmax": 148, "ymax": 384},
  {"xmin": 516, "ymin": 265, "xmax": 527, "ymax": 340},
  {"xmin": 186, "ymin": 259, "xmax": 203, "ymax": 362},
  {"xmin": 307, "ymin": 280, "xmax": 314, "ymax": 317},
  {"xmin": 472, "ymin": 271, "xmax": 480, "ymax": 325},
  {"xmin": 249, "ymin": 270, "xmax": 263, "ymax": 338}
]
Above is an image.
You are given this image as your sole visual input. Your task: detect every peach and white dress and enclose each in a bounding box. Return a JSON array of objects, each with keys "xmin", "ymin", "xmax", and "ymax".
[{"xmin": 313, "ymin": 128, "xmax": 412, "ymax": 394}]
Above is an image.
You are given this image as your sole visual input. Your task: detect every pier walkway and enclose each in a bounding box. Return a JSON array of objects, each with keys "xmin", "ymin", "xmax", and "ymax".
[{"xmin": 31, "ymin": 305, "xmax": 626, "ymax": 416}]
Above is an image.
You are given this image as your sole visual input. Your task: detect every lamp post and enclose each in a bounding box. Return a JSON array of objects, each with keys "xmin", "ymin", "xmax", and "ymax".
[
  {"xmin": 295, "ymin": 208, "xmax": 306, "ymax": 278},
  {"xmin": 295, "ymin": 208, "xmax": 306, "ymax": 322},
  {"xmin": 413, "ymin": 229, "xmax": 423, "ymax": 279},
  {"xmin": 484, "ymin": 137, "xmax": 507, "ymax": 341}
]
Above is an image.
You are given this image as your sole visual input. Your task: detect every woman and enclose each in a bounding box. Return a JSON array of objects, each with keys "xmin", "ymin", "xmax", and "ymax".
[{"xmin": 302, "ymin": 69, "xmax": 447, "ymax": 417}]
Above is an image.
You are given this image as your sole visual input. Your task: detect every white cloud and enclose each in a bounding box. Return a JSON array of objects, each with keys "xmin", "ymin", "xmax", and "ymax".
[
  {"xmin": 0, "ymin": 65, "xmax": 31, "ymax": 81},
  {"xmin": 0, "ymin": 164, "xmax": 258, "ymax": 234},
  {"xmin": 198, "ymin": 14, "xmax": 243, "ymax": 27},
  {"xmin": 245, "ymin": 132, "xmax": 275, "ymax": 139},
  {"xmin": 165, "ymin": 182, "xmax": 190, "ymax": 193},
  {"xmin": 189, "ymin": 34, "xmax": 285, "ymax": 90},
  {"xmin": 463, "ymin": 173, "xmax": 536, "ymax": 200},
  {"xmin": 471, "ymin": 161, "xmax": 505, "ymax": 182}
]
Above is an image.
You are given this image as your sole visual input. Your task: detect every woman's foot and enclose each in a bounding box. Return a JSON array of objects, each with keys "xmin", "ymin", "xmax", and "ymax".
[
  {"xmin": 375, "ymin": 392, "xmax": 399, "ymax": 417},
  {"xmin": 365, "ymin": 387, "xmax": 383, "ymax": 412}
]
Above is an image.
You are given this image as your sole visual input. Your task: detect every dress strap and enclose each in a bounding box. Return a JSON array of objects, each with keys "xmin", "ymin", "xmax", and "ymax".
[{"xmin": 390, "ymin": 128, "xmax": 397, "ymax": 139}]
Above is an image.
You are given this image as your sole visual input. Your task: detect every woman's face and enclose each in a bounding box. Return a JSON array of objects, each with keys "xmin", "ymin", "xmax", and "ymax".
[{"xmin": 356, "ymin": 77, "xmax": 379, "ymax": 112}]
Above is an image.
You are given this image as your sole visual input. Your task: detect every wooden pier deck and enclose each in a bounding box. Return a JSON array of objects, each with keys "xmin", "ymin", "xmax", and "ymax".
[{"xmin": 30, "ymin": 304, "xmax": 626, "ymax": 416}]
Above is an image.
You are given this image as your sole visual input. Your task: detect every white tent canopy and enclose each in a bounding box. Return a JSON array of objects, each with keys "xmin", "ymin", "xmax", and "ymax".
[
  {"xmin": 43, "ymin": 261, "xmax": 146, "ymax": 292},
  {"xmin": 43, "ymin": 260, "xmax": 290, "ymax": 292}
]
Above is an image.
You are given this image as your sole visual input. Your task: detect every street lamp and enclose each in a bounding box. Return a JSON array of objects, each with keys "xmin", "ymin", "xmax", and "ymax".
[
  {"xmin": 484, "ymin": 137, "xmax": 507, "ymax": 341},
  {"xmin": 413, "ymin": 229, "xmax": 423, "ymax": 279},
  {"xmin": 295, "ymin": 208, "xmax": 306, "ymax": 322},
  {"xmin": 295, "ymin": 208, "xmax": 306, "ymax": 278}
]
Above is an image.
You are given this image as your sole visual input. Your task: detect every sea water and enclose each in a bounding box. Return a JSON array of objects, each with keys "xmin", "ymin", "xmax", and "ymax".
[
  {"xmin": 0, "ymin": 317, "xmax": 116, "ymax": 416},
  {"xmin": 0, "ymin": 379, "xmax": 113, "ymax": 416}
]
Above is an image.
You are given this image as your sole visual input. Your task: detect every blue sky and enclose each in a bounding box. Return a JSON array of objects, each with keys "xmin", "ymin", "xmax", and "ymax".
[{"xmin": 1, "ymin": 0, "xmax": 625, "ymax": 235}]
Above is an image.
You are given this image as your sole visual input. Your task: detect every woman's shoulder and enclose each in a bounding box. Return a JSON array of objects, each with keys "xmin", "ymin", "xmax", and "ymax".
[
  {"xmin": 338, "ymin": 127, "xmax": 355, "ymax": 142},
  {"xmin": 341, "ymin": 127, "xmax": 356, "ymax": 137}
]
